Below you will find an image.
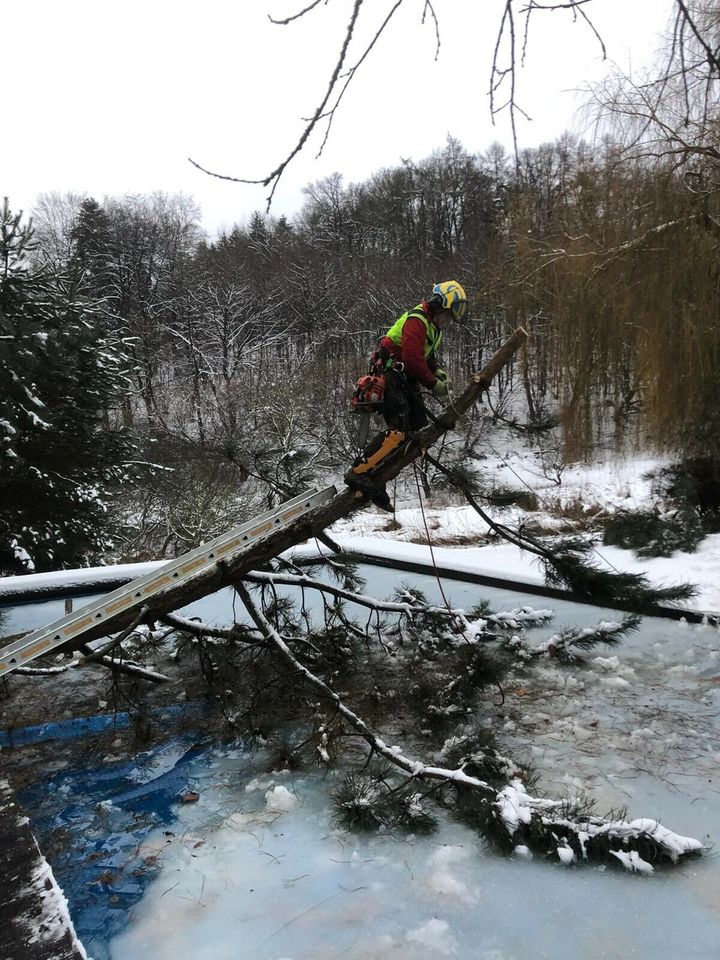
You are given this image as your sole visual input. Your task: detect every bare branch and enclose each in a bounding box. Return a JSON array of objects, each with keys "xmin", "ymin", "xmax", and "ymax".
[
  {"xmin": 573, "ymin": 0, "xmax": 606, "ymax": 59},
  {"xmin": 190, "ymin": 0, "xmax": 367, "ymax": 209},
  {"xmin": 78, "ymin": 608, "xmax": 150, "ymax": 665},
  {"xmin": 244, "ymin": 568, "xmax": 464, "ymax": 617},
  {"xmin": 421, "ymin": 0, "xmax": 441, "ymax": 59},
  {"xmin": 676, "ymin": 0, "xmax": 720, "ymax": 77},
  {"xmin": 492, "ymin": 0, "xmax": 604, "ymax": 162},
  {"xmin": 268, "ymin": 0, "xmax": 328, "ymax": 26},
  {"xmin": 191, "ymin": 0, "xmax": 607, "ymax": 204},
  {"xmin": 313, "ymin": 0, "xmax": 406, "ymax": 160},
  {"xmin": 160, "ymin": 612, "xmax": 238, "ymax": 640}
]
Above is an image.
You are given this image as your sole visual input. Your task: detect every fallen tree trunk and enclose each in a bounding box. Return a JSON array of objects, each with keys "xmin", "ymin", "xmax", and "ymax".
[{"xmin": 45, "ymin": 327, "xmax": 528, "ymax": 649}]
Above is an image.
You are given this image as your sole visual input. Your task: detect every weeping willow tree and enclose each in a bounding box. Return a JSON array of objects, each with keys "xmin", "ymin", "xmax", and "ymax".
[
  {"xmin": 494, "ymin": 1, "xmax": 720, "ymax": 464},
  {"xmin": 591, "ymin": 0, "xmax": 720, "ymax": 460},
  {"xmin": 502, "ymin": 156, "xmax": 718, "ymax": 460}
]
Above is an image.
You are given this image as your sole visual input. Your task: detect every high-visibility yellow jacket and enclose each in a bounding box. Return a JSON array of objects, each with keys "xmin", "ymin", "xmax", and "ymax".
[{"xmin": 380, "ymin": 301, "xmax": 441, "ymax": 387}]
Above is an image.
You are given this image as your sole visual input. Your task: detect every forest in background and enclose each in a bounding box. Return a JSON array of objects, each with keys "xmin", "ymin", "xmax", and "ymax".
[{"xmin": 2, "ymin": 2, "xmax": 719, "ymax": 573}]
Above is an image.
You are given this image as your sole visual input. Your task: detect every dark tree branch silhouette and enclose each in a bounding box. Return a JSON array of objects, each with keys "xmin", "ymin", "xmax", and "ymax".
[{"xmin": 189, "ymin": 0, "xmax": 604, "ymax": 208}]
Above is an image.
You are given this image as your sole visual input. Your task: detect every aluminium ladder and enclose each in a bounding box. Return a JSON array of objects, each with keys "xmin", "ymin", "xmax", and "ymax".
[{"xmin": 0, "ymin": 486, "xmax": 337, "ymax": 679}]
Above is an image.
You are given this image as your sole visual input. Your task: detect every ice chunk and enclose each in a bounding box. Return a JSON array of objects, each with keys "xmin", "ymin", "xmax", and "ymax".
[
  {"xmin": 592, "ymin": 656, "xmax": 621, "ymax": 672},
  {"xmin": 265, "ymin": 785, "xmax": 297, "ymax": 812}
]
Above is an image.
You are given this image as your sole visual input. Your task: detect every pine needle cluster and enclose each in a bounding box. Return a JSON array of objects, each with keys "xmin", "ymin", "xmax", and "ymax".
[
  {"xmin": 332, "ymin": 769, "xmax": 439, "ymax": 835},
  {"xmin": 542, "ymin": 537, "xmax": 696, "ymax": 608}
]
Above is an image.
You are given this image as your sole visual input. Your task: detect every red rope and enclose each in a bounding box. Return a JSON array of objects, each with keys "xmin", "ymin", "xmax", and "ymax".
[
  {"xmin": 413, "ymin": 462, "xmax": 505, "ymax": 704},
  {"xmin": 413, "ymin": 462, "xmax": 455, "ymax": 615}
]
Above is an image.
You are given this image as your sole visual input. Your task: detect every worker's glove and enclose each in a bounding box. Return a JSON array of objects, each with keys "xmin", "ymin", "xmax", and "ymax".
[
  {"xmin": 435, "ymin": 368, "xmax": 449, "ymax": 383},
  {"xmin": 432, "ymin": 377, "xmax": 449, "ymax": 398}
]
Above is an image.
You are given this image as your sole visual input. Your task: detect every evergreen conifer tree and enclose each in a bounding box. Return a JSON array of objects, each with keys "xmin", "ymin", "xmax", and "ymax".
[
  {"xmin": 69, "ymin": 197, "xmax": 112, "ymax": 299},
  {"xmin": 0, "ymin": 198, "xmax": 135, "ymax": 573}
]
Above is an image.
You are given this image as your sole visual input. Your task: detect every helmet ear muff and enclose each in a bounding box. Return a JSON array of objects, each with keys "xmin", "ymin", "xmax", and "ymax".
[{"xmin": 427, "ymin": 293, "xmax": 445, "ymax": 313}]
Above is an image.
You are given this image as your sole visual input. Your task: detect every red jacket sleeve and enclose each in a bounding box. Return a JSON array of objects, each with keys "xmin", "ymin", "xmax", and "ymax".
[{"xmin": 401, "ymin": 316, "xmax": 437, "ymax": 388}]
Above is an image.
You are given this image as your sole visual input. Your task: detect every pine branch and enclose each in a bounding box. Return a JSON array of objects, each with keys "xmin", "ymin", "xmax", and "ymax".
[
  {"xmin": 499, "ymin": 614, "xmax": 641, "ymax": 663},
  {"xmin": 486, "ymin": 606, "xmax": 555, "ymax": 629},
  {"xmin": 465, "ymin": 777, "xmax": 702, "ymax": 868},
  {"xmin": 543, "ymin": 539, "xmax": 697, "ymax": 608},
  {"xmin": 333, "ymin": 770, "xmax": 439, "ymax": 834},
  {"xmin": 424, "ymin": 452, "xmax": 697, "ymax": 612},
  {"xmin": 232, "ymin": 579, "xmax": 702, "ymax": 869},
  {"xmin": 546, "ymin": 615, "xmax": 640, "ymax": 658}
]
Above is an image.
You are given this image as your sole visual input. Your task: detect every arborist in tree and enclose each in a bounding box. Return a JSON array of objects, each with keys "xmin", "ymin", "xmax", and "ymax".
[{"xmin": 345, "ymin": 280, "xmax": 468, "ymax": 511}]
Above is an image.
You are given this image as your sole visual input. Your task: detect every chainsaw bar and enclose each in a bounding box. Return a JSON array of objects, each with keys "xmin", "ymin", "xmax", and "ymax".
[{"xmin": 356, "ymin": 411, "xmax": 371, "ymax": 450}]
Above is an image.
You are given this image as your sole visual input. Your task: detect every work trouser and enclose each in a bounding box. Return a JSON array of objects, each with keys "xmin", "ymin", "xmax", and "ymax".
[{"xmin": 381, "ymin": 368, "xmax": 429, "ymax": 432}]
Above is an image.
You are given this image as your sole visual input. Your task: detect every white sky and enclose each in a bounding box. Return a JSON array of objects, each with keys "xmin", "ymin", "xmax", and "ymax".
[{"xmin": 4, "ymin": 0, "xmax": 674, "ymax": 236}]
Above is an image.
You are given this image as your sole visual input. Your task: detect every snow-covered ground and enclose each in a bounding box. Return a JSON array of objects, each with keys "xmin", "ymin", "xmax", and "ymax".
[
  {"xmin": 2, "ymin": 451, "xmax": 719, "ymax": 615},
  {"xmin": 327, "ymin": 450, "xmax": 720, "ymax": 614}
]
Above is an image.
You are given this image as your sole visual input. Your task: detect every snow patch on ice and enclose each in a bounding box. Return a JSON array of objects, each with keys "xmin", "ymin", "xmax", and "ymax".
[
  {"xmin": 245, "ymin": 770, "xmax": 289, "ymax": 793},
  {"xmin": 265, "ymin": 785, "xmax": 297, "ymax": 812},
  {"xmin": 425, "ymin": 845, "xmax": 477, "ymax": 904},
  {"xmin": 513, "ymin": 844, "xmax": 532, "ymax": 859},
  {"xmin": 610, "ymin": 849, "xmax": 655, "ymax": 874},
  {"xmin": 495, "ymin": 780, "xmax": 533, "ymax": 834},
  {"xmin": 557, "ymin": 844, "xmax": 576, "ymax": 865},
  {"xmin": 405, "ymin": 917, "xmax": 457, "ymax": 955}
]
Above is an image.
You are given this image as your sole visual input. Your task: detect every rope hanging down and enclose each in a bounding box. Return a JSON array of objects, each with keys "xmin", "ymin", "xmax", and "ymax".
[
  {"xmin": 413, "ymin": 460, "xmax": 455, "ymax": 616},
  {"xmin": 412, "ymin": 457, "xmax": 505, "ymax": 706}
]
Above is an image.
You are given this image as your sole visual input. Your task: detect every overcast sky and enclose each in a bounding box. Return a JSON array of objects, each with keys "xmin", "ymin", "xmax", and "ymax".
[{"xmin": 5, "ymin": 0, "xmax": 673, "ymax": 236}]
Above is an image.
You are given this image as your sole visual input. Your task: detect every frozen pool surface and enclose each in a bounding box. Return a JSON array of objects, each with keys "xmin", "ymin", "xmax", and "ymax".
[
  {"xmin": 7, "ymin": 565, "xmax": 720, "ymax": 959},
  {"xmin": 106, "ymin": 751, "xmax": 720, "ymax": 960}
]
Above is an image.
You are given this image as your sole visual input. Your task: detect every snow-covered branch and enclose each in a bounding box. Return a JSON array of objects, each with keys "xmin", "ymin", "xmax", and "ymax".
[{"xmin": 233, "ymin": 580, "xmax": 703, "ymax": 869}]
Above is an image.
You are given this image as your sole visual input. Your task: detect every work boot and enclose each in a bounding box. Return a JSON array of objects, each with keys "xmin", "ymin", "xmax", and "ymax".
[
  {"xmin": 344, "ymin": 427, "xmax": 405, "ymax": 513},
  {"xmin": 344, "ymin": 471, "xmax": 394, "ymax": 512}
]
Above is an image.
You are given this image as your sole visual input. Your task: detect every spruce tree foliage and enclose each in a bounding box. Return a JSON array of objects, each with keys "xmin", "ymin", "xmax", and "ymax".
[
  {"xmin": 601, "ymin": 458, "xmax": 720, "ymax": 559},
  {"xmin": 0, "ymin": 199, "xmax": 136, "ymax": 573},
  {"xmin": 654, "ymin": 458, "xmax": 720, "ymax": 524},
  {"xmin": 69, "ymin": 197, "xmax": 113, "ymax": 298}
]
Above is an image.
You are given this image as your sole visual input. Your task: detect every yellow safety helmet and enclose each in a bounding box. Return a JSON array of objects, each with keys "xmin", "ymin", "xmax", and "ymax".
[{"xmin": 429, "ymin": 280, "xmax": 467, "ymax": 321}]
